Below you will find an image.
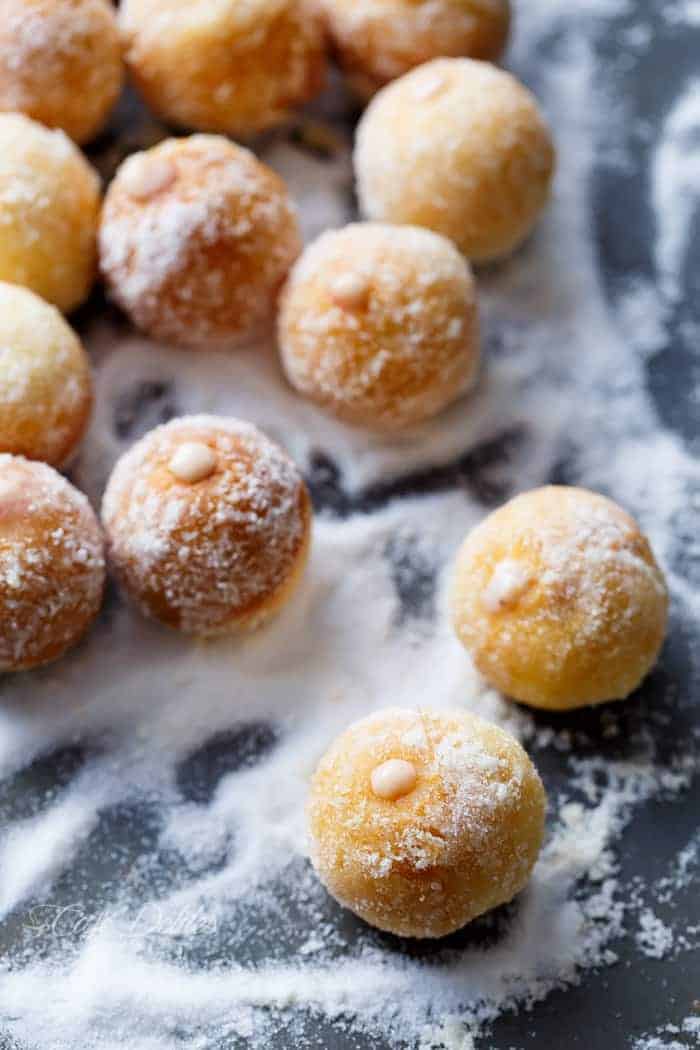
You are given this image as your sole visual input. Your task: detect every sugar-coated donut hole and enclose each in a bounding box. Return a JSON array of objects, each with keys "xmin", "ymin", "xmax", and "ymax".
[
  {"xmin": 0, "ymin": 113, "xmax": 100, "ymax": 312},
  {"xmin": 308, "ymin": 707, "xmax": 546, "ymax": 939},
  {"xmin": 0, "ymin": 0, "xmax": 123, "ymax": 144},
  {"xmin": 450, "ymin": 486, "xmax": 669, "ymax": 710},
  {"xmin": 0, "ymin": 283, "xmax": 92, "ymax": 467},
  {"xmin": 101, "ymin": 415, "xmax": 312, "ymax": 636},
  {"xmin": 319, "ymin": 0, "xmax": 511, "ymax": 99},
  {"xmin": 120, "ymin": 0, "xmax": 327, "ymax": 138},
  {"xmin": 278, "ymin": 223, "xmax": 480, "ymax": 429},
  {"xmin": 99, "ymin": 135, "xmax": 302, "ymax": 349},
  {"xmin": 0, "ymin": 455, "xmax": 105, "ymax": 671},
  {"xmin": 355, "ymin": 58, "xmax": 556, "ymax": 262}
]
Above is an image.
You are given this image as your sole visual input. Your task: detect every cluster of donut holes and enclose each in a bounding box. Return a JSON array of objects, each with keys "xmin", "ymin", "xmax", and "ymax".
[
  {"xmin": 0, "ymin": 0, "xmax": 670, "ymax": 947},
  {"xmin": 0, "ymin": 0, "xmax": 513, "ymax": 143},
  {"xmin": 307, "ymin": 486, "xmax": 668, "ymax": 939}
]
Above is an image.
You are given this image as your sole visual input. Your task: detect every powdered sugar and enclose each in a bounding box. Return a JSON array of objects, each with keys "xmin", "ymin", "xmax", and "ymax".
[
  {"xmin": 99, "ymin": 136, "xmax": 301, "ymax": 348},
  {"xmin": 102, "ymin": 415, "xmax": 310, "ymax": 635},
  {"xmin": 652, "ymin": 79, "xmax": 700, "ymax": 302},
  {"xmin": 279, "ymin": 222, "xmax": 479, "ymax": 427},
  {"xmin": 0, "ymin": 282, "xmax": 92, "ymax": 465},
  {"xmin": 0, "ymin": 455, "xmax": 104, "ymax": 670},
  {"xmin": 636, "ymin": 908, "xmax": 675, "ymax": 959}
]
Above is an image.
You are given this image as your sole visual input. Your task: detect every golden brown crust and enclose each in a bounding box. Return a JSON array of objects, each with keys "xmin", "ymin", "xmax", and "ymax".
[
  {"xmin": 355, "ymin": 58, "xmax": 556, "ymax": 262},
  {"xmin": 320, "ymin": 0, "xmax": 510, "ymax": 99},
  {"xmin": 0, "ymin": 282, "xmax": 93, "ymax": 466},
  {"xmin": 121, "ymin": 0, "xmax": 327, "ymax": 138},
  {"xmin": 278, "ymin": 223, "xmax": 480, "ymax": 429},
  {"xmin": 0, "ymin": 455, "xmax": 105, "ymax": 671},
  {"xmin": 99, "ymin": 135, "xmax": 302, "ymax": 348},
  {"xmin": 0, "ymin": 0, "xmax": 123, "ymax": 144},
  {"xmin": 0, "ymin": 113, "xmax": 100, "ymax": 313},
  {"xmin": 101, "ymin": 416, "xmax": 312, "ymax": 636},
  {"xmin": 450, "ymin": 486, "xmax": 669, "ymax": 710},
  {"xmin": 308, "ymin": 707, "xmax": 546, "ymax": 938}
]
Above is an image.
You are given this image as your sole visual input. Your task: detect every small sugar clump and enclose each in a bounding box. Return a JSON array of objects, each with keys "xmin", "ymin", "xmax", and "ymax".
[
  {"xmin": 0, "ymin": 282, "xmax": 92, "ymax": 467},
  {"xmin": 318, "ymin": 0, "xmax": 511, "ymax": 99},
  {"xmin": 120, "ymin": 0, "xmax": 327, "ymax": 138},
  {"xmin": 278, "ymin": 222, "xmax": 480, "ymax": 429},
  {"xmin": 308, "ymin": 706, "xmax": 546, "ymax": 938},
  {"xmin": 0, "ymin": 0, "xmax": 123, "ymax": 144},
  {"xmin": 0, "ymin": 455, "xmax": 105, "ymax": 671},
  {"xmin": 101, "ymin": 415, "xmax": 312, "ymax": 636},
  {"xmin": 0, "ymin": 113, "xmax": 100, "ymax": 312},
  {"xmin": 99, "ymin": 135, "xmax": 302, "ymax": 349},
  {"xmin": 355, "ymin": 58, "xmax": 556, "ymax": 262},
  {"xmin": 450, "ymin": 486, "xmax": 669, "ymax": 710}
]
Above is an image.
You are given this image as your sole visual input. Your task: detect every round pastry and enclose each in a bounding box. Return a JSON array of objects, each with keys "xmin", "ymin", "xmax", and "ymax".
[
  {"xmin": 450, "ymin": 486, "xmax": 669, "ymax": 710},
  {"xmin": 0, "ymin": 113, "xmax": 100, "ymax": 312},
  {"xmin": 101, "ymin": 416, "xmax": 312, "ymax": 635},
  {"xmin": 120, "ymin": 0, "xmax": 327, "ymax": 138},
  {"xmin": 99, "ymin": 135, "xmax": 302, "ymax": 348},
  {"xmin": 0, "ymin": 282, "xmax": 92, "ymax": 466},
  {"xmin": 0, "ymin": 0, "xmax": 123, "ymax": 144},
  {"xmin": 308, "ymin": 706, "xmax": 546, "ymax": 939},
  {"xmin": 355, "ymin": 58, "xmax": 556, "ymax": 262},
  {"xmin": 319, "ymin": 0, "xmax": 510, "ymax": 99},
  {"xmin": 278, "ymin": 223, "xmax": 480, "ymax": 429},
  {"xmin": 0, "ymin": 455, "xmax": 105, "ymax": 671}
]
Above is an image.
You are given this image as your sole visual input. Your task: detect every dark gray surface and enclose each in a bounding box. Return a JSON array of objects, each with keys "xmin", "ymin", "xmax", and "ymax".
[{"xmin": 1, "ymin": 2, "xmax": 699, "ymax": 1047}]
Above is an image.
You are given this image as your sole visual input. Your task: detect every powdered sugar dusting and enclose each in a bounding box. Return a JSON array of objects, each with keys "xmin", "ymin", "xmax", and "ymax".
[
  {"xmin": 279, "ymin": 222, "xmax": 479, "ymax": 427},
  {"xmin": 0, "ymin": 282, "xmax": 92, "ymax": 465},
  {"xmin": 0, "ymin": 455, "xmax": 104, "ymax": 670},
  {"xmin": 0, "ymin": 0, "xmax": 122, "ymax": 144},
  {"xmin": 99, "ymin": 136, "xmax": 302, "ymax": 348},
  {"xmin": 102, "ymin": 415, "xmax": 310, "ymax": 635}
]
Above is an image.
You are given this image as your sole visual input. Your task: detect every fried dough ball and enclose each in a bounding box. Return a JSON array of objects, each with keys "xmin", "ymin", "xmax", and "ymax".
[
  {"xmin": 355, "ymin": 58, "xmax": 556, "ymax": 262},
  {"xmin": 278, "ymin": 223, "xmax": 480, "ymax": 429},
  {"xmin": 0, "ymin": 283, "xmax": 92, "ymax": 466},
  {"xmin": 0, "ymin": 113, "xmax": 100, "ymax": 312},
  {"xmin": 0, "ymin": 0, "xmax": 123, "ymax": 144},
  {"xmin": 319, "ymin": 0, "xmax": 510, "ymax": 99},
  {"xmin": 0, "ymin": 455, "xmax": 105, "ymax": 671},
  {"xmin": 120, "ymin": 0, "xmax": 327, "ymax": 138},
  {"xmin": 308, "ymin": 707, "xmax": 546, "ymax": 939},
  {"xmin": 451, "ymin": 486, "xmax": 669, "ymax": 710},
  {"xmin": 101, "ymin": 416, "xmax": 312, "ymax": 636},
  {"xmin": 99, "ymin": 135, "xmax": 302, "ymax": 348}
]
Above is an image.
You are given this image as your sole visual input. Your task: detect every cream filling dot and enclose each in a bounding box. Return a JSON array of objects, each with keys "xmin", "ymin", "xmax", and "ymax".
[
  {"xmin": 168, "ymin": 442, "xmax": 217, "ymax": 483},
  {"xmin": 328, "ymin": 271, "xmax": 370, "ymax": 309},
  {"xmin": 123, "ymin": 157, "xmax": 176, "ymax": 200},
  {"xmin": 370, "ymin": 758, "xmax": 417, "ymax": 800},
  {"xmin": 482, "ymin": 559, "xmax": 532, "ymax": 613},
  {"xmin": 413, "ymin": 72, "xmax": 448, "ymax": 102}
]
